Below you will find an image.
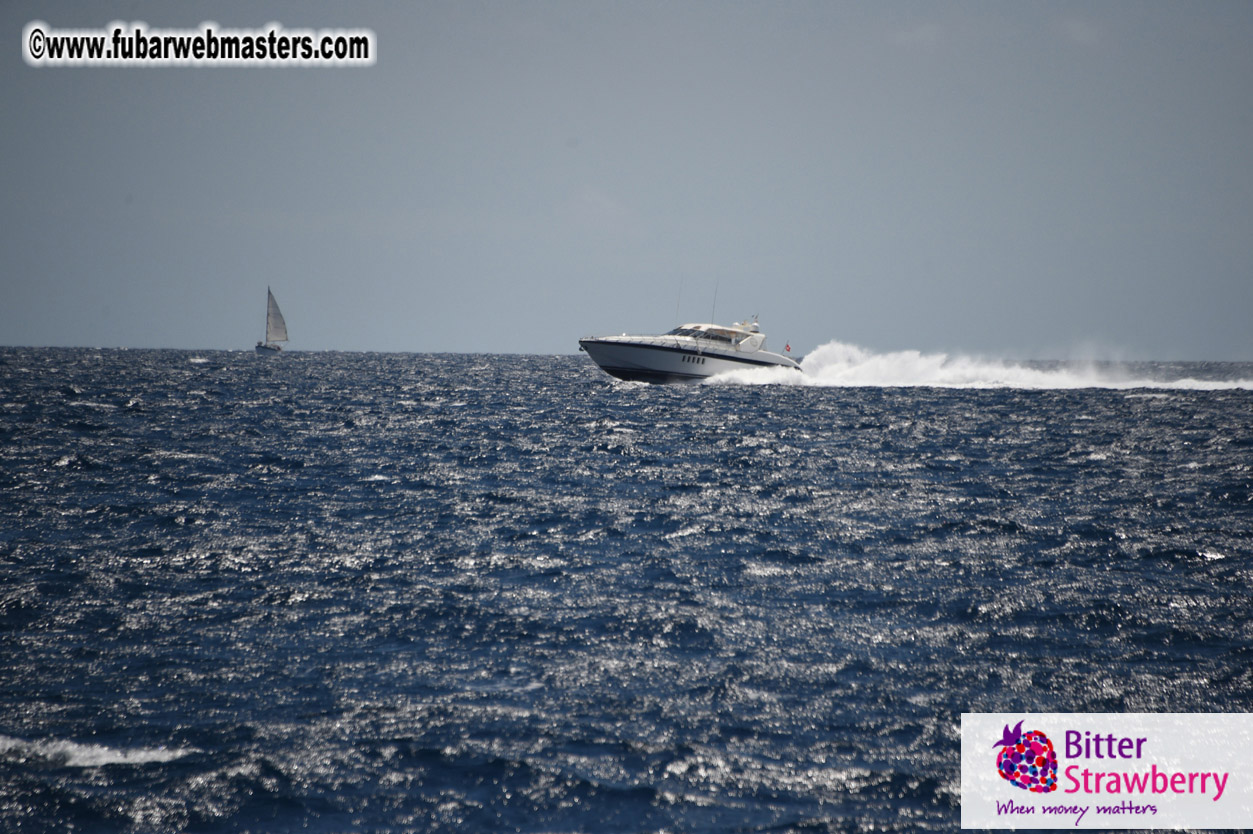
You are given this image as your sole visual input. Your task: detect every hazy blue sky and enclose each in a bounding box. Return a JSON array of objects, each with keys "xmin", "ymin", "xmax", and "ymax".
[{"xmin": 4, "ymin": 1, "xmax": 1252, "ymax": 358}]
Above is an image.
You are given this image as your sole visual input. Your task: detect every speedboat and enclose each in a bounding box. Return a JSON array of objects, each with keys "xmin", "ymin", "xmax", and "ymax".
[{"xmin": 579, "ymin": 317, "xmax": 800, "ymax": 383}]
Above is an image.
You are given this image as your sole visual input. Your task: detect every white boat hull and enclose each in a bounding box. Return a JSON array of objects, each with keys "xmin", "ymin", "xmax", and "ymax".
[{"xmin": 579, "ymin": 337, "xmax": 798, "ymax": 383}]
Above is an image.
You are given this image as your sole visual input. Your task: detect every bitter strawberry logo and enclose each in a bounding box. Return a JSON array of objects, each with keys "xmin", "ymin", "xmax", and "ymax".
[{"xmin": 994, "ymin": 720, "xmax": 1058, "ymax": 793}]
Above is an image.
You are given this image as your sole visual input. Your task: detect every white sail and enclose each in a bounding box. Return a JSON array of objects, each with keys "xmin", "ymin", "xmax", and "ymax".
[{"xmin": 265, "ymin": 288, "xmax": 288, "ymax": 343}]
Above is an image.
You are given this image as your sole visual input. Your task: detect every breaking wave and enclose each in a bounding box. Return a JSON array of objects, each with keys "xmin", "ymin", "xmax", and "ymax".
[
  {"xmin": 712, "ymin": 340, "xmax": 1253, "ymax": 389},
  {"xmin": 0, "ymin": 735, "xmax": 192, "ymax": 768}
]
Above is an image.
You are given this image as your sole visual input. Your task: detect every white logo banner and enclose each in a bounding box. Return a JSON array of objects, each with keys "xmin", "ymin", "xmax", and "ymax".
[{"xmin": 961, "ymin": 713, "xmax": 1253, "ymax": 829}]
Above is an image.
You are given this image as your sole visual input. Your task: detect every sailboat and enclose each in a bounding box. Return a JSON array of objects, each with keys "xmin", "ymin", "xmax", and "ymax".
[{"xmin": 255, "ymin": 287, "xmax": 288, "ymax": 354}]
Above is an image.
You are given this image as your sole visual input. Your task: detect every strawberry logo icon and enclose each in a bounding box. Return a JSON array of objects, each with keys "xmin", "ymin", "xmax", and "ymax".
[{"xmin": 993, "ymin": 720, "xmax": 1058, "ymax": 792}]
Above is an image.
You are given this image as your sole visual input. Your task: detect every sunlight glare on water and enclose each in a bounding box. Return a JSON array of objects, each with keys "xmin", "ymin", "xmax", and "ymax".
[{"xmin": 0, "ymin": 348, "xmax": 1250, "ymax": 832}]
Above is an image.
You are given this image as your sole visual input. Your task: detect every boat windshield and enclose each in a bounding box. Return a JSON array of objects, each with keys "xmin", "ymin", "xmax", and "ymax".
[{"xmin": 666, "ymin": 326, "xmax": 738, "ymax": 344}]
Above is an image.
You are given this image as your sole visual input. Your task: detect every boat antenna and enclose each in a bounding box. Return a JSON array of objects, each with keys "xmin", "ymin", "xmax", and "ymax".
[
  {"xmin": 674, "ymin": 276, "xmax": 683, "ymax": 325},
  {"xmin": 710, "ymin": 279, "xmax": 719, "ymax": 324}
]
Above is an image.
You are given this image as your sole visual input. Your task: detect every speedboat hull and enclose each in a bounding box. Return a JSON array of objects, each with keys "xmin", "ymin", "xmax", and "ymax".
[{"xmin": 579, "ymin": 331, "xmax": 799, "ymax": 383}]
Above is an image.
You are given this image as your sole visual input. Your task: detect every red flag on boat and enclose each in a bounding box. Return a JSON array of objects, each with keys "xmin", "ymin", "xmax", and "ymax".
[{"xmin": 785, "ymin": 343, "xmax": 791, "ymax": 352}]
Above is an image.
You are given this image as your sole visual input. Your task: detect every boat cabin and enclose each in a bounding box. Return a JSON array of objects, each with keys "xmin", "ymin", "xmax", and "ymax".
[{"xmin": 665, "ymin": 321, "xmax": 766, "ymax": 351}]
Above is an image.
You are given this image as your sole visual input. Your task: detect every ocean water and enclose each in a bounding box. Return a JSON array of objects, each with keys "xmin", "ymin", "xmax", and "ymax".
[{"xmin": 1, "ymin": 345, "xmax": 1251, "ymax": 833}]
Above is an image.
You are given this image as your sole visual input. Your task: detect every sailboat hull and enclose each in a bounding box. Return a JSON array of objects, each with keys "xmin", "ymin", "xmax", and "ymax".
[{"xmin": 255, "ymin": 342, "xmax": 283, "ymax": 355}]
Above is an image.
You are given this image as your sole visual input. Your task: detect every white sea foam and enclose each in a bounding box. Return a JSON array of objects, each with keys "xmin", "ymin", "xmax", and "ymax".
[
  {"xmin": 0, "ymin": 734, "xmax": 192, "ymax": 767},
  {"xmin": 709, "ymin": 340, "xmax": 1253, "ymax": 390}
]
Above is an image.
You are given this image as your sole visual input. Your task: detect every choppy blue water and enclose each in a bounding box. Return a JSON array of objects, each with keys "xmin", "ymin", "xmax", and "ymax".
[{"xmin": 2, "ymin": 346, "xmax": 1251, "ymax": 833}]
